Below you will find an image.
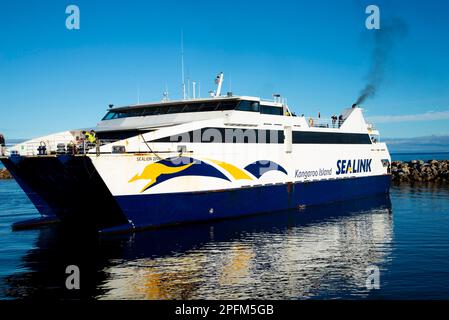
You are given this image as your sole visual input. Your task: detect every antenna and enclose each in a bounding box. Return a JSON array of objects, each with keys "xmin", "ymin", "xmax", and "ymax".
[
  {"xmin": 137, "ymin": 84, "xmax": 140, "ymax": 104},
  {"xmin": 181, "ymin": 29, "xmax": 186, "ymax": 100},
  {"xmin": 187, "ymin": 77, "xmax": 190, "ymax": 99},
  {"xmin": 215, "ymin": 72, "xmax": 224, "ymax": 97},
  {"xmin": 229, "ymin": 73, "xmax": 232, "ymax": 92},
  {"xmin": 162, "ymin": 82, "xmax": 169, "ymax": 102}
]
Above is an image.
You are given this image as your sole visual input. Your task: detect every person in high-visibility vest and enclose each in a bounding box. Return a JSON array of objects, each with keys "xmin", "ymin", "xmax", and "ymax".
[{"xmin": 84, "ymin": 130, "xmax": 96, "ymax": 143}]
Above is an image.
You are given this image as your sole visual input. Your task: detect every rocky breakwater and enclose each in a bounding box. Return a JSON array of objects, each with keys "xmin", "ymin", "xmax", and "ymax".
[
  {"xmin": 391, "ymin": 160, "xmax": 449, "ymax": 183},
  {"xmin": 0, "ymin": 168, "xmax": 13, "ymax": 179}
]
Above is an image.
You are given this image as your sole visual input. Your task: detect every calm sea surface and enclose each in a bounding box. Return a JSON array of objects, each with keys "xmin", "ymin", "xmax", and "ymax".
[{"xmin": 1, "ymin": 153, "xmax": 449, "ymax": 299}]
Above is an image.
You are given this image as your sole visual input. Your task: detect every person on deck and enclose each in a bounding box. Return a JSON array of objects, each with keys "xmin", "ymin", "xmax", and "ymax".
[
  {"xmin": 85, "ymin": 130, "xmax": 97, "ymax": 144},
  {"xmin": 331, "ymin": 115, "xmax": 337, "ymax": 128},
  {"xmin": 338, "ymin": 115, "xmax": 343, "ymax": 128}
]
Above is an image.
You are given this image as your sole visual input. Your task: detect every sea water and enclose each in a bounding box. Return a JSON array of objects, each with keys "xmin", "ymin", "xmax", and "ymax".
[{"xmin": 0, "ymin": 154, "xmax": 449, "ymax": 299}]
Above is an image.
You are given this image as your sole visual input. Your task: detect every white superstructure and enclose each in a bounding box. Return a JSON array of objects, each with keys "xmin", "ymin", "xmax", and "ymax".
[{"xmin": 1, "ymin": 73, "xmax": 391, "ymax": 233}]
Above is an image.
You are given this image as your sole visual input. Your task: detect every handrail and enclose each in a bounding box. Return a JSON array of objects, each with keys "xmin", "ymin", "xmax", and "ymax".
[
  {"xmin": 306, "ymin": 117, "xmax": 343, "ymax": 129},
  {"xmin": 5, "ymin": 138, "xmax": 121, "ymax": 157}
]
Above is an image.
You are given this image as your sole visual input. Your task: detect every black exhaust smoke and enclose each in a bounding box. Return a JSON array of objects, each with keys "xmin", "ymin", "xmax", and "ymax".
[{"xmin": 355, "ymin": 18, "xmax": 408, "ymax": 105}]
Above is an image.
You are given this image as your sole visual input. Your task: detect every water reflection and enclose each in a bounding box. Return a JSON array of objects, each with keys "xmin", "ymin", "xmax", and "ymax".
[{"xmin": 2, "ymin": 195, "xmax": 393, "ymax": 300}]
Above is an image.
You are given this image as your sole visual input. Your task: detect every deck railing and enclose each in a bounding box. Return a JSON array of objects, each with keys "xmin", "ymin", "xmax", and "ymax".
[
  {"xmin": 3, "ymin": 139, "xmax": 118, "ymax": 157},
  {"xmin": 306, "ymin": 117, "xmax": 344, "ymax": 129}
]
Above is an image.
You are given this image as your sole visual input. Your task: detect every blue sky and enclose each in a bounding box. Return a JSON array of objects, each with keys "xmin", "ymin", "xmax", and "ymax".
[{"xmin": 0, "ymin": 0, "xmax": 448, "ymax": 139}]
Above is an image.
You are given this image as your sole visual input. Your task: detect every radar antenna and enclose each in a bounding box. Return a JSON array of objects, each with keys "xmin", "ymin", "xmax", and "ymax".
[{"xmin": 215, "ymin": 72, "xmax": 224, "ymax": 97}]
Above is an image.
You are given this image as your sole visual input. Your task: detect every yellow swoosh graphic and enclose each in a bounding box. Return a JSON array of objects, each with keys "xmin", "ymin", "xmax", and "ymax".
[
  {"xmin": 208, "ymin": 159, "xmax": 252, "ymax": 180},
  {"xmin": 129, "ymin": 162, "xmax": 195, "ymax": 192}
]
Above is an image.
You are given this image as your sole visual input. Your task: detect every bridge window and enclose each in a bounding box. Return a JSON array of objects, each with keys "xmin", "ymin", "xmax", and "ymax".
[
  {"xmin": 260, "ymin": 105, "xmax": 283, "ymax": 115},
  {"xmin": 199, "ymin": 102, "xmax": 219, "ymax": 112},
  {"xmin": 167, "ymin": 105, "xmax": 185, "ymax": 114},
  {"xmin": 219, "ymin": 101, "xmax": 238, "ymax": 111},
  {"xmin": 101, "ymin": 100, "xmax": 244, "ymax": 120},
  {"xmin": 142, "ymin": 107, "xmax": 160, "ymax": 116},
  {"xmin": 236, "ymin": 101, "xmax": 260, "ymax": 112},
  {"xmin": 102, "ymin": 111, "xmax": 116, "ymax": 120},
  {"xmin": 182, "ymin": 103, "xmax": 201, "ymax": 113}
]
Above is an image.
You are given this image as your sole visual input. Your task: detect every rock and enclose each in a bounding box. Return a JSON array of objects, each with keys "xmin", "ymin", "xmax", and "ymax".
[
  {"xmin": 0, "ymin": 168, "xmax": 12, "ymax": 179},
  {"xmin": 391, "ymin": 159, "xmax": 449, "ymax": 184}
]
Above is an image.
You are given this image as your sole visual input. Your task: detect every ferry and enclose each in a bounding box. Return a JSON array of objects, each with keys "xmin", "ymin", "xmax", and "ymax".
[{"xmin": 0, "ymin": 73, "xmax": 391, "ymax": 233}]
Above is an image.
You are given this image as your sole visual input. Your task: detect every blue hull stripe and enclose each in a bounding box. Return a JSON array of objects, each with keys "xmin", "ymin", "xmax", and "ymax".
[{"xmin": 114, "ymin": 175, "xmax": 391, "ymax": 229}]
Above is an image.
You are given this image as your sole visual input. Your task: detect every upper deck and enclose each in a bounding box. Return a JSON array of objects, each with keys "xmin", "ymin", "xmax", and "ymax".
[
  {"xmin": 96, "ymin": 95, "xmax": 291, "ymax": 132},
  {"xmin": 1, "ymin": 83, "xmax": 383, "ymax": 158},
  {"xmin": 104, "ymin": 95, "xmax": 286, "ymax": 116}
]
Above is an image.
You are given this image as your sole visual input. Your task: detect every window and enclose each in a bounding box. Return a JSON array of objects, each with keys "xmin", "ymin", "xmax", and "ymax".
[
  {"xmin": 101, "ymin": 100, "xmax": 240, "ymax": 120},
  {"xmin": 292, "ymin": 131, "xmax": 372, "ymax": 144},
  {"xmin": 236, "ymin": 100, "xmax": 260, "ymax": 112},
  {"xmin": 381, "ymin": 159, "xmax": 390, "ymax": 167},
  {"xmin": 183, "ymin": 103, "xmax": 202, "ymax": 113},
  {"xmin": 142, "ymin": 107, "xmax": 159, "ymax": 116},
  {"xmin": 126, "ymin": 110, "xmax": 144, "ymax": 117},
  {"xmin": 102, "ymin": 109, "xmax": 143, "ymax": 120},
  {"xmin": 167, "ymin": 105, "xmax": 185, "ymax": 114},
  {"xmin": 260, "ymin": 105, "xmax": 283, "ymax": 115},
  {"xmin": 199, "ymin": 102, "xmax": 219, "ymax": 112},
  {"xmin": 219, "ymin": 101, "xmax": 238, "ymax": 111},
  {"xmin": 114, "ymin": 111, "xmax": 128, "ymax": 119},
  {"xmin": 102, "ymin": 111, "xmax": 116, "ymax": 120}
]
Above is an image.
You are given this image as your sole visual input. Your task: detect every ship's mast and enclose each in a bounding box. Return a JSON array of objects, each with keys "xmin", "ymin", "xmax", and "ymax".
[
  {"xmin": 181, "ymin": 29, "xmax": 186, "ymax": 100},
  {"xmin": 215, "ymin": 72, "xmax": 224, "ymax": 97}
]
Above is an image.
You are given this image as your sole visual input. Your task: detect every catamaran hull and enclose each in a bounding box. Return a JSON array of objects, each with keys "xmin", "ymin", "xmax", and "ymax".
[
  {"xmin": 1, "ymin": 155, "xmax": 128, "ymax": 230},
  {"xmin": 107, "ymin": 174, "xmax": 390, "ymax": 233},
  {"xmin": 1, "ymin": 155, "xmax": 390, "ymax": 234}
]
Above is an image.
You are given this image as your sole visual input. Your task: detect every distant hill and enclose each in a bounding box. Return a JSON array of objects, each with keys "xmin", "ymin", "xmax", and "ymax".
[
  {"xmin": 384, "ymin": 135, "xmax": 449, "ymax": 153},
  {"xmin": 5, "ymin": 138, "xmax": 27, "ymax": 145}
]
